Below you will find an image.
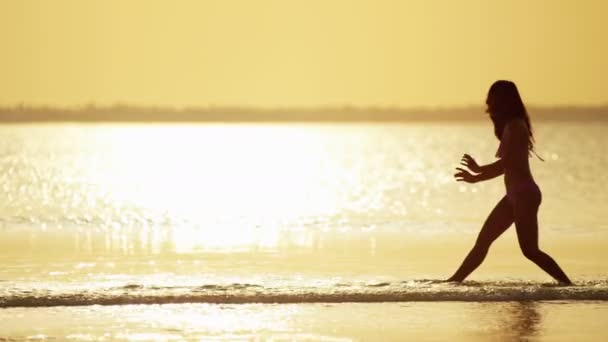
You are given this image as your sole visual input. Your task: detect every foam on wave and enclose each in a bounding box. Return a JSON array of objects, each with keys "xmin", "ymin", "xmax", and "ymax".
[{"xmin": 2, "ymin": 280, "xmax": 607, "ymax": 308}]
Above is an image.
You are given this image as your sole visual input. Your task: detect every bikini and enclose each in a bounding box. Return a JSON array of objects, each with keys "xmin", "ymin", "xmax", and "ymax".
[{"xmin": 495, "ymin": 135, "xmax": 542, "ymax": 204}]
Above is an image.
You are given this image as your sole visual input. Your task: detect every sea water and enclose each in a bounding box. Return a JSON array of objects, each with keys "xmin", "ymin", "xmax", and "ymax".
[{"xmin": 0, "ymin": 121, "xmax": 607, "ymax": 340}]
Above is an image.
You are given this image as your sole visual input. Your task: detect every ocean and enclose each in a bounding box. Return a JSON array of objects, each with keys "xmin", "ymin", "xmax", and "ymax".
[{"xmin": 1, "ymin": 121, "xmax": 607, "ymax": 340}]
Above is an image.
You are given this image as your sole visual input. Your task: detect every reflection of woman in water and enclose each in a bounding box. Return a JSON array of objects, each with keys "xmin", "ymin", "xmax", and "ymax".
[{"xmin": 447, "ymin": 80, "xmax": 572, "ymax": 285}]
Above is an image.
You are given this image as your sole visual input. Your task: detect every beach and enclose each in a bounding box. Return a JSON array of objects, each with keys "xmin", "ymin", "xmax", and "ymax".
[{"xmin": 2, "ymin": 302, "xmax": 608, "ymax": 341}]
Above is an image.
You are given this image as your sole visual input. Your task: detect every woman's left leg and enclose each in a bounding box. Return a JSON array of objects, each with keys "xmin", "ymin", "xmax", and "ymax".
[
  {"xmin": 513, "ymin": 190, "xmax": 572, "ymax": 285},
  {"xmin": 447, "ymin": 196, "xmax": 514, "ymax": 282}
]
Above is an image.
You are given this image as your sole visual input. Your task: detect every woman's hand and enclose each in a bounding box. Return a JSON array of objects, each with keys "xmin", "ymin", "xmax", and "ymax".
[
  {"xmin": 454, "ymin": 167, "xmax": 477, "ymax": 183},
  {"xmin": 460, "ymin": 154, "xmax": 482, "ymax": 174}
]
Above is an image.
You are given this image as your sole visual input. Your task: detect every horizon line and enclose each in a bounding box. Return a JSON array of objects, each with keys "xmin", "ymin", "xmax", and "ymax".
[
  {"xmin": 2, "ymin": 103, "xmax": 608, "ymax": 111},
  {"xmin": 1, "ymin": 103, "xmax": 607, "ymax": 123}
]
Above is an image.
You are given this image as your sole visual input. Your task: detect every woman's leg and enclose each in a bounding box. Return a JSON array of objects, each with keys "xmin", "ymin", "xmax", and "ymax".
[
  {"xmin": 447, "ymin": 196, "xmax": 514, "ymax": 282},
  {"xmin": 513, "ymin": 191, "xmax": 572, "ymax": 285}
]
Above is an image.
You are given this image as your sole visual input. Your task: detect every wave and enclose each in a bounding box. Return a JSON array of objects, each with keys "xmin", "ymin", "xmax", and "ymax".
[{"xmin": 2, "ymin": 280, "xmax": 608, "ymax": 308}]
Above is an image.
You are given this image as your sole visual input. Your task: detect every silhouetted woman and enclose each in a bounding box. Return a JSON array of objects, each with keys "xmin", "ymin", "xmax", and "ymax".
[{"xmin": 447, "ymin": 80, "xmax": 572, "ymax": 285}]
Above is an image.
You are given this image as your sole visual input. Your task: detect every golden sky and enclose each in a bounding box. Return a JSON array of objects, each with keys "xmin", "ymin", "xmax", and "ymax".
[{"xmin": 1, "ymin": 0, "xmax": 606, "ymax": 107}]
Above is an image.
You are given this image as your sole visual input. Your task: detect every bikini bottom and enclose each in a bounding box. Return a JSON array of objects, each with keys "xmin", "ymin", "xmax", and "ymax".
[{"xmin": 506, "ymin": 181, "xmax": 542, "ymax": 207}]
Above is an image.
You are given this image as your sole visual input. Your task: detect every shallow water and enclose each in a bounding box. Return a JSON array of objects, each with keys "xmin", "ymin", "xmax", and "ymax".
[{"xmin": 0, "ymin": 121, "xmax": 607, "ymax": 339}]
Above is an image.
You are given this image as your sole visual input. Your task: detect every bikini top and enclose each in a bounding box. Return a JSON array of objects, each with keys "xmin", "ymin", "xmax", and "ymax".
[
  {"xmin": 495, "ymin": 122, "xmax": 511, "ymax": 159},
  {"xmin": 495, "ymin": 120, "xmax": 544, "ymax": 161}
]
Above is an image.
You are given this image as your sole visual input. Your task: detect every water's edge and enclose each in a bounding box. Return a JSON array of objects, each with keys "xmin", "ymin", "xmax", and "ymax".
[{"xmin": 3, "ymin": 280, "xmax": 608, "ymax": 308}]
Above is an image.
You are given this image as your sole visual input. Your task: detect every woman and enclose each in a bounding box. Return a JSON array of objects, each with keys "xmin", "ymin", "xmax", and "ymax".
[{"xmin": 447, "ymin": 80, "xmax": 572, "ymax": 285}]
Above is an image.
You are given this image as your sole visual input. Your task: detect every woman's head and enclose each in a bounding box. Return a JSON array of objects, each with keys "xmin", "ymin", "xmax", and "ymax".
[{"xmin": 486, "ymin": 80, "xmax": 534, "ymax": 149}]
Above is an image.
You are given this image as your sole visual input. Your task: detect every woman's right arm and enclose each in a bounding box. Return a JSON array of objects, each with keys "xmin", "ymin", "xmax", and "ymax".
[
  {"xmin": 454, "ymin": 158, "xmax": 503, "ymax": 183},
  {"xmin": 473, "ymin": 159, "xmax": 504, "ymax": 182},
  {"xmin": 460, "ymin": 153, "xmax": 504, "ymax": 182},
  {"xmin": 472, "ymin": 120, "xmax": 513, "ymax": 182}
]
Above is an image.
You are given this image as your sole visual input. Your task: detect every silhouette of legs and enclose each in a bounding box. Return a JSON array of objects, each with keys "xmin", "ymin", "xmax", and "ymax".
[
  {"xmin": 447, "ymin": 196, "xmax": 514, "ymax": 282},
  {"xmin": 513, "ymin": 193, "xmax": 572, "ymax": 285},
  {"xmin": 447, "ymin": 189, "xmax": 572, "ymax": 284}
]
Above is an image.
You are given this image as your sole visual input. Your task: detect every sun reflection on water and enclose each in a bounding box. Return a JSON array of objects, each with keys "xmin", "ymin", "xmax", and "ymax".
[
  {"xmin": 80, "ymin": 124, "xmax": 352, "ymax": 252},
  {"xmin": 91, "ymin": 125, "xmax": 341, "ymax": 220},
  {"xmin": 9, "ymin": 122, "xmax": 604, "ymax": 258},
  {"xmin": 0, "ymin": 123, "xmax": 506, "ymax": 257}
]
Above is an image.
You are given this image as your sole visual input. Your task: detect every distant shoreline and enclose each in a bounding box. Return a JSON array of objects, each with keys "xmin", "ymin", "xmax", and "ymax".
[{"xmin": 1, "ymin": 105, "xmax": 607, "ymax": 122}]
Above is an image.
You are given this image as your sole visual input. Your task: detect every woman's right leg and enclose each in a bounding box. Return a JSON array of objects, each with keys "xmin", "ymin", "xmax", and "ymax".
[{"xmin": 447, "ymin": 196, "xmax": 514, "ymax": 282}]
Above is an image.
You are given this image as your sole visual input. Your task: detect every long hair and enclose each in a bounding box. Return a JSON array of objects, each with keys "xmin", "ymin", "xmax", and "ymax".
[{"xmin": 487, "ymin": 80, "xmax": 536, "ymax": 152}]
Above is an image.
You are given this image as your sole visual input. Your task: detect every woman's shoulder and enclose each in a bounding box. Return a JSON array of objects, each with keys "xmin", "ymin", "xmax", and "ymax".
[{"xmin": 505, "ymin": 118, "xmax": 529, "ymax": 136}]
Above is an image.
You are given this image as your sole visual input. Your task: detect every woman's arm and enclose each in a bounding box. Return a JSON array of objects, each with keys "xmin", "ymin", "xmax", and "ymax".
[
  {"xmin": 454, "ymin": 159, "xmax": 503, "ymax": 183},
  {"xmin": 474, "ymin": 120, "xmax": 527, "ymax": 181},
  {"xmin": 473, "ymin": 159, "xmax": 504, "ymax": 182},
  {"xmin": 457, "ymin": 154, "xmax": 504, "ymax": 183},
  {"xmin": 457, "ymin": 122, "xmax": 519, "ymax": 183}
]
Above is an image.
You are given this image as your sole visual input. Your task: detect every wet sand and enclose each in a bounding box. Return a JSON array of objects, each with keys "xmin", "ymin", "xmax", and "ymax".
[{"xmin": 1, "ymin": 302, "xmax": 607, "ymax": 341}]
